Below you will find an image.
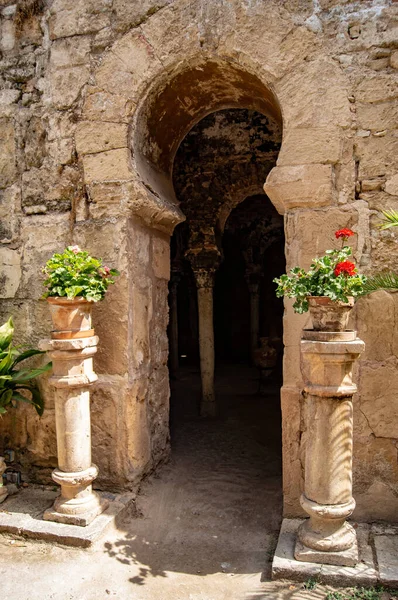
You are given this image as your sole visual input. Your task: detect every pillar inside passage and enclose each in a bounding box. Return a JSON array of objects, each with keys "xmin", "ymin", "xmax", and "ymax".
[{"xmin": 193, "ymin": 268, "xmax": 217, "ymax": 417}]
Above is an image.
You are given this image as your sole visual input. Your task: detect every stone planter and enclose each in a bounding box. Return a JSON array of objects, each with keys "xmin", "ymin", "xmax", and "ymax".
[
  {"xmin": 47, "ymin": 297, "xmax": 94, "ymax": 340},
  {"xmin": 308, "ymin": 296, "xmax": 354, "ymax": 332}
]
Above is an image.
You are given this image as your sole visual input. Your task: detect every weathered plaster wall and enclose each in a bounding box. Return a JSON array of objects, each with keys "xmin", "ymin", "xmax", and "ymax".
[{"xmin": 0, "ymin": 0, "xmax": 397, "ymax": 519}]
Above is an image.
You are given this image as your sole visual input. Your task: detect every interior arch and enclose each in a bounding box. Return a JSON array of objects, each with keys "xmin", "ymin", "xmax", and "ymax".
[{"xmin": 130, "ymin": 56, "xmax": 283, "ymax": 209}]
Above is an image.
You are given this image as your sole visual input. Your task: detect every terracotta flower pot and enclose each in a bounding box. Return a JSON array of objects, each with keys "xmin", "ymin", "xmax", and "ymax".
[
  {"xmin": 308, "ymin": 296, "xmax": 354, "ymax": 332},
  {"xmin": 47, "ymin": 297, "xmax": 94, "ymax": 339}
]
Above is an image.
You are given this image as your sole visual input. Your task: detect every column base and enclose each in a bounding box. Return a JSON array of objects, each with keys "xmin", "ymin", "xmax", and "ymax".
[
  {"xmin": 295, "ymin": 536, "xmax": 358, "ymax": 567},
  {"xmin": 200, "ymin": 401, "xmax": 217, "ymax": 418},
  {"xmin": 43, "ymin": 492, "xmax": 109, "ymax": 527}
]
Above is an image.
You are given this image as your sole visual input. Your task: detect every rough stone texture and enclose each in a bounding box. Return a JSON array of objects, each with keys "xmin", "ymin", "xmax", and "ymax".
[
  {"xmin": 0, "ymin": 0, "xmax": 397, "ymax": 524},
  {"xmin": 273, "ymin": 518, "xmax": 377, "ymax": 586}
]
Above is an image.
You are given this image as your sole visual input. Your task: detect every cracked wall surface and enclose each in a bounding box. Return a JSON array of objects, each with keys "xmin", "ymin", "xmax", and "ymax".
[{"xmin": 0, "ymin": 0, "xmax": 397, "ymax": 521}]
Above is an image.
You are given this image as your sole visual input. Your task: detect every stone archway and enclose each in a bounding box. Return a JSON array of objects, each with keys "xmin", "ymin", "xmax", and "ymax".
[{"xmin": 74, "ymin": 20, "xmax": 352, "ymax": 516}]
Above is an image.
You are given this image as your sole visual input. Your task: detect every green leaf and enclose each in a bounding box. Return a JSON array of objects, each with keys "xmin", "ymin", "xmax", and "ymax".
[
  {"xmin": 0, "ymin": 317, "xmax": 14, "ymax": 351},
  {"xmin": 11, "ymin": 362, "xmax": 52, "ymax": 382},
  {"xmin": 12, "ymin": 348, "xmax": 45, "ymax": 368},
  {"xmin": 361, "ymin": 272, "xmax": 398, "ymax": 295},
  {"xmin": 0, "ymin": 389, "xmax": 13, "ymax": 407},
  {"xmin": 380, "ymin": 209, "xmax": 398, "ymax": 230}
]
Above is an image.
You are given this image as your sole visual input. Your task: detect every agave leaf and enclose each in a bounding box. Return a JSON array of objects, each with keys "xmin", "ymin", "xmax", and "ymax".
[
  {"xmin": 12, "ymin": 348, "xmax": 45, "ymax": 368},
  {"xmin": 361, "ymin": 272, "xmax": 398, "ymax": 295},
  {"xmin": 0, "ymin": 317, "xmax": 14, "ymax": 351},
  {"xmin": 0, "ymin": 388, "xmax": 13, "ymax": 407},
  {"xmin": 11, "ymin": 362, "xmax": 52, "ymax": 382},
  {"xmin": 379, "ymin": 209, "xmax": 398, "ymax": 230}
]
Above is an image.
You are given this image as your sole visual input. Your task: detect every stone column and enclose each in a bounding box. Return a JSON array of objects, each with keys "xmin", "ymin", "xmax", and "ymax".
[
  {"xmin": 168, "ymin": 274, "xmax": 180, "ymax": 379},
  {"xmin": 39, "ymin": 336, "xmax": 108, "ymax": 526},
  {"xmin": 194, "ymin": 268, "xmax": 217, "ymax": 417},
  {"xmin": 295, "ymin": 329, "xmax": 365, "ymax": 566},
  {"xmin": 248, "ymin": 282, "xmax": 260, "ymax": 363}
]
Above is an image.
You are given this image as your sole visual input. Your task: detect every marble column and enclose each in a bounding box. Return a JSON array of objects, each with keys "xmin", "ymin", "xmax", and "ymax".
[
  {"xmin": 39, "ymin": 336, "xmax": 108, "ymax": 526},
  {"xmin": 168, "ymin": 274, "xmax": 180, "ymax": 379},
  {"xmin": 295, "ymin": 329, "xmax": 365, "ymax": 566},
  {"xmin": 193, "ymin": 268, "xmax": 217, "ymax": 417},
  {"xmin": 248, "ymin": 282, "xmax": 260, "ymax": 363}
]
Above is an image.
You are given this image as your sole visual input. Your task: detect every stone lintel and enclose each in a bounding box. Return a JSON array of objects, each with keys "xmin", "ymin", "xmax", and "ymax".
[{"xmin": 294, "ymin": 536, "xmax": 358, "ymax": 567}]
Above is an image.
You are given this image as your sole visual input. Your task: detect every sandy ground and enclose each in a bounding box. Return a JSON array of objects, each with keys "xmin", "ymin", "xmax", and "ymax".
[{"xmin": 1, "ymin": 365, "xmax": 392, "ymax": 600}]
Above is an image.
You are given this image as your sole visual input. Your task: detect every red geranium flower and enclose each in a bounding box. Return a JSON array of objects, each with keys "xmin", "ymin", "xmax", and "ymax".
[
  {"xmin": 335, "ymin": 228, "xmax": 354, "ymax": 239},
  {"xmin": 334, "ymin": 261, "xmax": 356, "ymax": 277}
]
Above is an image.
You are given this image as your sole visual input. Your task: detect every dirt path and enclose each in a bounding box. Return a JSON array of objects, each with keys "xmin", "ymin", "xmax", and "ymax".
[{"xmin": 3, "ymin": 365, "xmax": 388, "ymax": 599}]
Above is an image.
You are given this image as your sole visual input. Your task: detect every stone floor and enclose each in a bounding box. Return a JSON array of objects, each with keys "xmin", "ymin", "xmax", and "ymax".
[{"xmin": 1, "ymin": 365, "xmax": 398, "ymax": 599}]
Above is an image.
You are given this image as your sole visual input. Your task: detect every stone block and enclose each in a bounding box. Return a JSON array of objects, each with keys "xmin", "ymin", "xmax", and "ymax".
[
  {"xmin": 92, "ymin": 282, "xmax": 129, "ymax": 377},
  {"xmin": 49, "ymin": 0, "xmax": 111, "ymax": 39},
  {"xmin": 275, "ymin": 57, "xmax": 351, "ymax": 128},
  {"xmin": 75, "ymin": 122, "xmax": 128, "ymax": 155},
  {"xmin": 355, "ymin": 480, "xmax": 398, "ymax": 523},
  {"xmin": 87, "ymin": 182, "xmax": 126, "ymax": 219},
  {"xmin": 1, "ymin": 19, "xmax": 15, "ymax": 51},
  {"xmin": 0, "ymin": 184, "xmax": 20, "ymax": 242},
  {"xmin": 95, "ymin": 30, "xmax": 161, "ymax": 97},
  {"xmin": 374, "ymin": 535, "xmax": 398, "ymax": 586},
  {"xmin": 0, "ymin": 89, "xmax": 20, "ymax": 118},
  {"xmin": 25, "ymin": 410, "xmax": 57, "ymax": 467},
  {"xmin": 49, "ymin": 66, "xmax": 90, "ymax": 110},
  {"xmin": 356, "ymin": 100, "xmax": 398, "ymax": 132},
  {"xmin": 284, "ymin": 207, "xmax": 358, "ymax": 269},
  {"xmin": 50, "ymin": 36, "xmax": 91, "ymax": 68},
  {"xmin": 152, "ymin": 233, "xmax": 170, "ymax": 280},
  {"xmin": 82, "ymin": 148, "xmax": 132, "ymax": 183},
  {"xmin": 356, "ymin": 74, "xmax": 398, "ymax": 104},
  {"xmin": 272, "ymin": 519, "xmax": 377, "ymax": 586},
  {"xmin": 356, "ymin": 292, "xmax": 395, "ymax": 361},
  {"xmin": 355, "ymin": 133, "xmax": 398, "ymax": 178},
  {"xmin": 280, "ymin": 387, "xmax": 304, "ymax": 518},
  {"xmin": 0, "ymin": 119, "xmax": 16, "ymax": 188},
  {"xmin": 277, "ymin": 128, "xmax": 342, "ymax": 166},
  {"xmin": 18, "ymin": 214, "xmax": 71, "ymax": 299},
  {"xmin": 83, "ymin": 88, "xmax": 135, "ymax": 123},
  {"xmin": 0, "ymin": 246, "xmax": 21, "ymax": 298},
  {"xmin": 358, "ymin": 358, "xmax": 398, "ymax": 439},
  {"xmin": 385, "ymin": 173, "xmax": 398, "ymax": 196},
  {"xmin": 91, "ymin": 377, "xmax": 127, "ymax": 488},
  {"xmin": 264, "ymin": 164, "xmax": 335, "ymax": 214}
]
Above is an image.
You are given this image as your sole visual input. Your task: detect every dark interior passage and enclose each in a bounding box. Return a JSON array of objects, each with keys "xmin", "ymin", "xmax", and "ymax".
[{"xmin": 166, "ymin": 106, "xmax": 285, "ymax": 555}]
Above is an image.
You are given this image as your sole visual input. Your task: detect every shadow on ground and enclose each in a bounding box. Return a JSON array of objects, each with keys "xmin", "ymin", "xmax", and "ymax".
[{"xmin": 103, "ymin": 364, "xmax": 283, "ymax": 588}]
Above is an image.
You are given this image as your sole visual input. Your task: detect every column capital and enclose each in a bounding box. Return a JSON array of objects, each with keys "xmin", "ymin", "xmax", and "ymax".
[{"xmin": 193, "ymin": 269, "xmax": 216, "ymax": 289}]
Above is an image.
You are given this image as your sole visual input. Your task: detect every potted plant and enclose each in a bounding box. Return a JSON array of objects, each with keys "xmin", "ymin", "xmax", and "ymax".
[
  {"xmin": 0, "ymin": 317, "xmax": 51, "ymax": 417},
  {"xmin": 274, "ymin": 229, "xmax": 367, "ymax": 331},
  {"xmin": 42, "ymin": 246, "xmax": 119, "ymax": 339}
]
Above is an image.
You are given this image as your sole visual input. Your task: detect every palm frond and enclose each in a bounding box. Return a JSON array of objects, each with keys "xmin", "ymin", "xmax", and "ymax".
[
  {"xmin": 361, "ymin": 272, "xmax": 398, "ymax": 295},
  {"xmin": 380, "ymin": 209, "xmax": 398, "ymax": 230}
]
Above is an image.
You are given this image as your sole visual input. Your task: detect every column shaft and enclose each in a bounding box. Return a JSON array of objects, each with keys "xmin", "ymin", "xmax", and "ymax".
[
  {"xmin": 197, "ymin": 285, "xmax": 216, "ymax": 416},
  {"xmin": 39, "ymin": 336, "xmax": 108, "ymax": 527},
  {"xmin": 249, "ymin": 284, "xmax": 260, "ymax": 363},
  {"xmin": 168, "ymin": 280, "xmax": 179, "ymax": 378}
]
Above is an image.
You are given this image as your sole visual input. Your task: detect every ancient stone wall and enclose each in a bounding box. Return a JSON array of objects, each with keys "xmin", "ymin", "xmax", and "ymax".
[{"xmin": 0, "ymin": 0, "xmax": 397, "ymax": 519}]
